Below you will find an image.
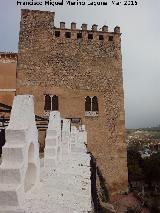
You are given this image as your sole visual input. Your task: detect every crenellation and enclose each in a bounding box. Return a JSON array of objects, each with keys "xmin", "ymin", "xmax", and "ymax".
[
  {"xmin": 60, "ymin": 21, "xmax": 65, "ymax": 29},
  {"xmin": 92, "ymin": 24, "xmax": 98, "ymax": 31},
  {"xmin": 0, "ymin": 52, "xmax": 17, "ymax": 63},
  {"xmin": 102, "ymin": 25, "xmax": 108, "ymax": 32},
  {"xmin": 114, "ymin": 26, "xmax": 121, "ymax": 34},
  {"xmin": 81, "ymin": 23, "xmax": 87, "ymax": 30},
  {"xmin": 53, "ymin": 27, "xmax": 118, "ymax": 43},
  {"xmin": 71, "ymin": 22, "xmax": 76, "ymax": 30}
]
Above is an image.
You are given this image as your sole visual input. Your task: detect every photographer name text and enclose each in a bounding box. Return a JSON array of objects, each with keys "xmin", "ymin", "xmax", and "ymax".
[{"xmin": 16, "ymin": 0, "xmax": 138, "ymax": 7}]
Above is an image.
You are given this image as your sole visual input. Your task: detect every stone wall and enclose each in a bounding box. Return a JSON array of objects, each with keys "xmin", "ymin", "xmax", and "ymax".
[
  {"xmin": 17, "ymin": 9, "xmax": 128, "ymax": 196},
  {"xmin": 0, "ymin": 53, "xmax": 17, "ymax": 106}
]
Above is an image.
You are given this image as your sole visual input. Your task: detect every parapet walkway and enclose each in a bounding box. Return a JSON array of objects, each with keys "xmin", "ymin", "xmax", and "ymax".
[
  {"xmin": 0, "ymin": 95, "xmax": 92, "ymax": 213},
  {"xmin": 22, "ymin": 152, "xmax": 91, "ymax": 212}
]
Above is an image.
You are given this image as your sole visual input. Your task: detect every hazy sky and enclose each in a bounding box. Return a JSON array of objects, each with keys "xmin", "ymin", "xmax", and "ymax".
[{"xmin": 0, "ymin": 0, "xmax": 160, "ymax": 128}]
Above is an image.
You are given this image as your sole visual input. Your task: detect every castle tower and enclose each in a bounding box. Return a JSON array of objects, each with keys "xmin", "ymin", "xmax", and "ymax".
[{"xmin": 17, "ymin": 9, "xmax": 128, "ymax": 197}]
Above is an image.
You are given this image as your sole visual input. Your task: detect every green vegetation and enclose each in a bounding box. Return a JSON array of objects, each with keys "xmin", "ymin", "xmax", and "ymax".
[
  {"xmin": 128, "ymin": 150, "xmax": 160, "ymax": 211},
  {"xmin": 143, "ymin": 152, "xmax": 160, "ymax": 183},
  {"xmin": 149, "ymin": 131, "xmax": 160, "ymax": 139},
  {"xmin": 127, "ymin": 129, "xmax": 160, "ymax": 210},
  {"xmin": 128, "ymin": 150, "xmax": 160, "ymax": 183},
  {"xmin": 127, "ymin": 149, "xmax": 144, "ymax": 181}
]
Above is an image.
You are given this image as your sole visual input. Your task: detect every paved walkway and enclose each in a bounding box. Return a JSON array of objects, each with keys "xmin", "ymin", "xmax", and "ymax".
[{"xmin": 22, "ymin": 153, "xmax": 92, "ymax": 213}]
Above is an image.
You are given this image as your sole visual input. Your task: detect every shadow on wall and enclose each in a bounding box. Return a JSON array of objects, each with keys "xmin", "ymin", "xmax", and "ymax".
[
  {"xmin": 24, "ymin": 143, "xmax": 37, "ymax": 192},
  {"xmin": 90, "ymin": 154, "xmax": 110, "ymax": 213},
  {"xmin": 0, "ymin": 129, "xmax": 5, "ymax": 156}
]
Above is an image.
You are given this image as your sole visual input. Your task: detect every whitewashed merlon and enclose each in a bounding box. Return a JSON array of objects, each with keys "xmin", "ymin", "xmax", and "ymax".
[
  {"xmin": 62, "ymin": 119, "xmax": 71, "ymax": 158},
  {"xmin": 44, "ymin": 111, "xmax": 62, "ymax": 168},
  {"xmin": 0, "ymin": 95, "xmax": 40, "ymax": 212}
]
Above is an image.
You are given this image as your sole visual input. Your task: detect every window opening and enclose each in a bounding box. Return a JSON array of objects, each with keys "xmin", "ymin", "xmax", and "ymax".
[
  {"xmin": 92, "ymin": 96, "xmax": 99, "ymax": 111},
  {"xmin": 85, "ymin": 96, "xmax": 91, "ymax": 111},
  {"xmin": 85, "ymin": 96, "xmax": 99, "ymax": 112},
  {"xmin": 52, "ymin": 95, "xmax": 58, "ymax": 110},
  {"xmin": 109, "ymin": 36, "xmax": 113, "ymax": 41},
  {"xmin": 44, "ymin": 95, "xmax": 58, "ymax": 111},
  {"xmin": 77, "ymin": 33, "xmax": 82, "ymax": 39},
  {"xmin": 65, "ymin": 32, "xmax": 71, "ymax": 38},
  {"xmin": 44, "ymin": 95, "xmax": 51, "ymax": 111},
  {"xmin": 55, "ymin": 31, "xmax": 60, "ymax": 37},
  {"xmin": 99, "ymin": 35, "xmax": 104, "ymax": 40},
  {"xmin": 88, "ymin": 34, "xmax": 93, "ymax": 40}
]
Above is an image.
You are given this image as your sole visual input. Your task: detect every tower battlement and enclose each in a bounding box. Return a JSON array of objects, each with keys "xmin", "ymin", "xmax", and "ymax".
[
  {"xmin": 54, "ymin": 24, "xmax": 120, "ymax": 42},
  {"xmin": 57, "ymin": 22, "xmax": 120, "ymax": 33},
  {"xmin": 0, "ymin": 52, "xmax": 17, "ymax": 63},
  {"xmin": 20, "ymin": 9, "xmax": 120, "ymax": 44}
]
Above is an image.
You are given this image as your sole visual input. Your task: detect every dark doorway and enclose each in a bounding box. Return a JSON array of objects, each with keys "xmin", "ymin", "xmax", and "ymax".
[{"xmin": 0, "ymin": 129, "xmax": 5, "ymax": 156}]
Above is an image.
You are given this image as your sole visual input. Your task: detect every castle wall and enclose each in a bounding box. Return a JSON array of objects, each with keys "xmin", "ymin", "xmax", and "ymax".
[
  {"xmin": 17, "ymin": 9, "xmax": 128, "ymax": 196},
  {"xmin": 0, "ymin": 53, "xmax": 17, "ymax": 106}
]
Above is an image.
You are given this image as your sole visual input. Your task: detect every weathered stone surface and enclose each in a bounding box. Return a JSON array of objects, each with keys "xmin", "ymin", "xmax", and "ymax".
[
  {"xmin": 0, "ymin": 52, "xmax": 17, "ymax": 107},
  {"xmin": 17, "ymin": 9, "xmax": 128, "ymax": 196}
]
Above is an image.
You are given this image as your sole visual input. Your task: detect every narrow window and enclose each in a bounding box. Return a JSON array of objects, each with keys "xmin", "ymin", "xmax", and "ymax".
[
  {"xmin": 99, "ymin": 35, "xmax": 104, "ymax": 40},
  {"xmin": 44, "ymin": 95, "xmax": 51, "ymax": 111},
  {"xmin": 109, "ymin": 36, "xmax": 113, "ymax": 41},
  {"xmin": 65, "ymin": 32, "xmax": 71, "ymax": 38},
  {"xmin": 85, "ymin": 96, "xmax": 91, "ymax": 111},
  {"xmin": 77, "ymin": 33, "xmax": 82, "ymax": 39},
  {"xmin": 55, "ymin": 31, "xmax": 60, "ymax": 37},
  {"xmin": 92, "ymin": 96, "xmax": 99, "ymax": 111},
  {"xmin": 52, "ymin": 95, "xmax": 58, "ymax": 110},
  {"xmin": 88, "ymin": 34, "xmax": 93, "ymax": 40}
]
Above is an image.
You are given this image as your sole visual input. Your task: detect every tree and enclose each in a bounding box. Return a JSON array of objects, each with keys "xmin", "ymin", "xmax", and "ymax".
[
  {"xmin": 127, "ymin": 149, "xmax": 144, "ymax": 182},
  {"xmin": 142, "ymin": 152, "xmax": 160, "ymax": 183}
]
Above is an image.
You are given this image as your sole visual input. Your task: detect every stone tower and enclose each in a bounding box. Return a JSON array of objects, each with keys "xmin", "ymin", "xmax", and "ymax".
[{"xmin": 17, "ymin": 9, "xmax": 128, "ymax": 196}]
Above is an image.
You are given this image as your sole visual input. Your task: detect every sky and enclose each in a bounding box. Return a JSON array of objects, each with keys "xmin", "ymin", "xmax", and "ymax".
[{"xmin": 0, "ymin": 0, "xmax": 160, "ymax": 128}]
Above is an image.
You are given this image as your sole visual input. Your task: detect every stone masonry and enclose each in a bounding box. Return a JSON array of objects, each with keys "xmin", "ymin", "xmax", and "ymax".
[
  {"xmin": 0, "ymin": 52, "xmax": 17, "ymax": 106},
  {"xmin": 17, "ymin": 9, "xmax": 128, "ymax": 196}
]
